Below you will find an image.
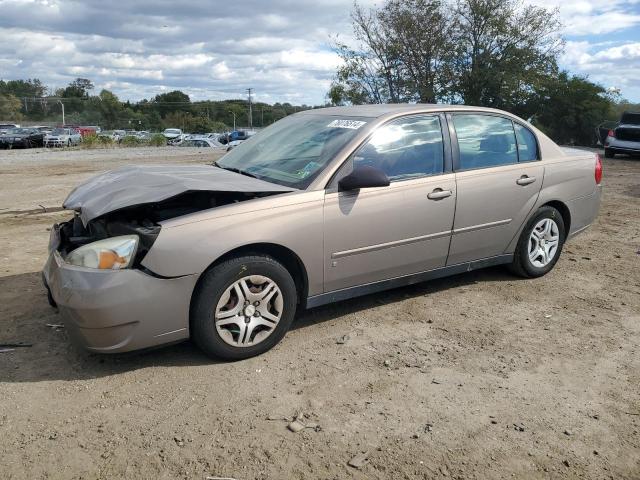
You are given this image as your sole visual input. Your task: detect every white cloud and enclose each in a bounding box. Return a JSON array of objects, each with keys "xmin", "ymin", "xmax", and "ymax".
[
  {"xmin": 562, "ymin": 40, "xmax": 640, "ymax": 97},
  {"xmin": 0, "ymin": 0, "xmax": 638, "ymax": 103},
  {"xmin": 530, "ymin": 0, "xmax": 640, "ymax": 100},
  {"xmin": 532, "ymin": 0, "xmax": 640, "ymax": 35}
]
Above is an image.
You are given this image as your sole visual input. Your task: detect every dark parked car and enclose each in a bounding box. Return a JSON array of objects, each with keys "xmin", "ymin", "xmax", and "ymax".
[{"xmin": 0, "ymin": 127, "xmax": 45, "ymax": 149}]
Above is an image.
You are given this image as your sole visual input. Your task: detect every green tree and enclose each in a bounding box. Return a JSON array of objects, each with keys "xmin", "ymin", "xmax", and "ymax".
[
  {"xmin": 0, "ymin": 78, "xmax": 47, "ymax": 118},
  {"xmin": 331, "ymin": 0, "xmax": 562, "ymax": 113},
  {"xmin": 533, "ymin": 72, "xmax": 612, "ymax": 145},
  {"xmin": 451, "ymin": 0, "xmax": 563, "ymax": 113},
  {"xmin": 0, "ymin": 93, "xmax": 23, "ymax": 121},
  {"xmin": 62, "ymin": 78, "xmax": 94, "ymax": 98},
  {"xmin": 95, "ymin": 89, "xmax": 124, "ymax": 128},
  {"xmin": 154, "ymin": 90, "xmax": 191, "ymax": 117}
]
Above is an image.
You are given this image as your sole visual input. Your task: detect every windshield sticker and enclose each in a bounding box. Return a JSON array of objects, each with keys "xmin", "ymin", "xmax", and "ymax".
[
  {"xmin": 294, "ymin": 161, "xmax": 321, "ymax": 178},
  {"xmin": 327, "ymin": 119, "xmax": 367, "ymax": 130}
]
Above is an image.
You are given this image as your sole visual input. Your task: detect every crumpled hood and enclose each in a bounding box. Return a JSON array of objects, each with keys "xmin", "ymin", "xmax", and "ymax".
[{"xmin": 63, "ymin": 164, "xmax": 295, "ymax": 225}]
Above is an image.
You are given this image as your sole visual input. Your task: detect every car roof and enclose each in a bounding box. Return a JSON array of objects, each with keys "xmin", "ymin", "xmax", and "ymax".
[{"xmin": 298, "ymin": 104, "xmax": 516, "ymax": 118}]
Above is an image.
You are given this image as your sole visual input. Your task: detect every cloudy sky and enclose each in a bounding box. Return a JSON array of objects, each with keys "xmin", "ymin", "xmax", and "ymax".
[{"xmin": 0, "ymin": 0, "xmax": 639, "ymax": 104}]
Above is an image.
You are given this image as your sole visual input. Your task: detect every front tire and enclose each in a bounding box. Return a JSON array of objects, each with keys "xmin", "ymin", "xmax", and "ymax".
[
  {"xmin": 191, "ymin": 255, "xmax": 297, "ymax": 360},
  {"xmin": 509, "ymin": 206, "xmax": 566, "ymax": 278},
  {"xmin": 604, "ymin": 148, "xmax": 615, "ymax": 158}
]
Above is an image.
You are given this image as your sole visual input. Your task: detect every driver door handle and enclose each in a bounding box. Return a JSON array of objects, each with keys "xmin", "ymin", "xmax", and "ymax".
[
  {"xmin": 427, "ymin": 188, "xmax": 453, "ymax": 200},
  {"xmin": 516, "ymin": 175, "xmax": 536, "ymax": 186}
]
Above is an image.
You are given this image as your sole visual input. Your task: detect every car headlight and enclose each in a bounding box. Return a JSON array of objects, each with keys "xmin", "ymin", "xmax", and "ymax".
[{"xmin": 66, "ymin": 235, "xmax": 139, "ymax": 270}]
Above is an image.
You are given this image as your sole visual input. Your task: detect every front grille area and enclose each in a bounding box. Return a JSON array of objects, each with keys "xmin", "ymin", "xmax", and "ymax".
[{"xmin": 616, "ymin": 128, "xmax": 640, "ymax": 142}]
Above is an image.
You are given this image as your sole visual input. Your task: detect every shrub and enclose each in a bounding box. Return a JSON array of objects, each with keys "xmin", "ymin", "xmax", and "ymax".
[
  {"xmin": 120, "ymin": 135, "xmax": 142, "ymax": 147},
  {"xmin": 81, "ymin": 134, "xmax": 114, "ymax": 149},
  {"xmin": 148, "ymin": 133, "xmax": 166, "ymax": 147}
]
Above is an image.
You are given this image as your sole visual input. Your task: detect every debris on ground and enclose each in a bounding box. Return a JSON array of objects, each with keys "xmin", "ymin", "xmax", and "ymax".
[
  {"xmin": 286, "ymin": 412, "xmax": 320, "ymax": 433},
  {"xmin": 266, "ymin": 414, "xmax": 289, "ymax": 421},
  {"xmin": 0, "ymin": 343, "xmax": 33, "ymax": 348},
  {"xmin": 287, "ymin": 420, "xmax": 306, "ymax": 432},
  {"xmin": 513, "ymin": 423, "xmax": 525, "ymax": 432},
  {"xmin": 336, "ymin": 334, "xmax": 350, "ymax": 345},
  {"xmin": 45, "ymin": 323, "xmax": 64, "ymax": 329},
  {"xmin": 348, "ymin": 451, "xmax": 369, "ymax": 469},
  {"xmin": 174, "ymin": 436, "xmax": 184, "ymax": 447}
]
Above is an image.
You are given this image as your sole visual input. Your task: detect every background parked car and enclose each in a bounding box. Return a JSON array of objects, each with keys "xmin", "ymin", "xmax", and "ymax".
[
  {"xmin": 178, "ymin": 138, "xmax": 224, "ymax": 148},
  {"xmin": 603, "ymin": 111, "xmax": 640, "ymax": 158},
  {"xmin": 225, "ymin": 139, "xmax": 245, "ymax": 151},
  {"xmin": 0, "ymin": 127, "xmax": 45, "ymax": 149},
  {"xmin": 44, "ymin": 127, "xmax": 82, "ymax": 147},
  {"xmin": 163, "ymin": 128, "xmax": 183, "ymax": 140},
  {"xmin": 98, "ymin": 130, "xmax": 123, "ymax": 142},
  {"xmin": 34, "ymin": 126, "xmax": 53, "ymax": 136},
  {"xmin": 0, "ymin": 123, "xmax": 20, "ymax": 134}
]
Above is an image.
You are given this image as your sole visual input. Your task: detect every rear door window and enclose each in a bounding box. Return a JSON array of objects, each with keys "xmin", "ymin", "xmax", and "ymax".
[{"xmin": 453, "ymin": 114, "xmax": 518, "ymax": 170}]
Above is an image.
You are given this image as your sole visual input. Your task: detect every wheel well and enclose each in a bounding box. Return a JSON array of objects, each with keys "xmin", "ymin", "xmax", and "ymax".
[
  {"xmin": 543, "ymin": 200, "xmax": 571, "ymax": 238},
  {"xmin": 195, "ymin": 243, "xmax": 309, "ymax": 306}
]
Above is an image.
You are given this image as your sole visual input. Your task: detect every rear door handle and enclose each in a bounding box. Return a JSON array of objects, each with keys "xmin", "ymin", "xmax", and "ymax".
[
  {"xmin": 427, "ymin": 188, "xmax": 453, "ymax": 200},
  {"xmin": 516, "ymin": 175, "xmax": 536, "ymax": 186}
]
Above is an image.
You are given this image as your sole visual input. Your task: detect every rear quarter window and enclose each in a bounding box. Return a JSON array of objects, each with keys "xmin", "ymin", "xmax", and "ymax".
[{"xmin": 514, "ymin": 123, "xmax": 539, "ymax": 162}]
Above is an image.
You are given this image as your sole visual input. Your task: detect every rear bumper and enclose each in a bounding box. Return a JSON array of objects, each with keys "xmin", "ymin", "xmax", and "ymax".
[
  {"xmin": 42, "ymin": 250, "xmax": 198, "ymax": 353},
  {"xmin": 605, "ymin": 137, "xmax": 640, "ymax": 153}
]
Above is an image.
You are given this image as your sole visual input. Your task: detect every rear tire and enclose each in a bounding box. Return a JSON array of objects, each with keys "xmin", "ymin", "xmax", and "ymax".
[
  {"xmin": 604, "ymin": 148, "xmax": 615, "ymax": 158},
  {"xmin": 191, "ymin": 255, "xmax": 297, "ymax": 360},
  {"xmin": 509, "ymin": 206, "xmax": 566, "ymax": 278}
]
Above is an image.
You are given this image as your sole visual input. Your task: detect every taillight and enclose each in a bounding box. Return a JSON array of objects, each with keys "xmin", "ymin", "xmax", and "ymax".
[
  {"xmin": 607, "ymin": 129, "xmax": 616, "ymax": 138},
  {"xmin": 595, "ymin": 154, "xmax": 603, "ymax": 185}
]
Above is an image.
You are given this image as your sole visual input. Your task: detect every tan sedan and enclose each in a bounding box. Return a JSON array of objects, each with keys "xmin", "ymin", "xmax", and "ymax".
[{"xmin": 43, "ymin": 105, "xmax": 602, "ymax": 359}]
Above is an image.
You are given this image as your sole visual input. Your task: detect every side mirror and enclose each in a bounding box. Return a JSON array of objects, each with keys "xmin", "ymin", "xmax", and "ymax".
[{"xmin": 338, "ymin": 165, "xmax": 390, "ymax": 191}]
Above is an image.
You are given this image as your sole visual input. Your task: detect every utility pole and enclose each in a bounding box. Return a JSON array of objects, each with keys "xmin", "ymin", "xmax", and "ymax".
[
  {"xmin": 261, "ymin": 106, "xmax": 264, "ymax": 127},
  {"xmin": 229, "ymin": 111, "xmax": 236, "ymax": 131},
  {"xmin": 246, "ymin": 88, "xmax": 253, "ymax": 130},
  {"xmin": 58, "ymin": 100, "xmax": 65, "ymax": 125}
]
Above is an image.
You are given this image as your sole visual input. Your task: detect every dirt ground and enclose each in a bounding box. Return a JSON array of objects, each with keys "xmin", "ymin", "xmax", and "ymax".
[{"xmin": 0, "ymin": 146, "xmax": 638, "ymax": 480}]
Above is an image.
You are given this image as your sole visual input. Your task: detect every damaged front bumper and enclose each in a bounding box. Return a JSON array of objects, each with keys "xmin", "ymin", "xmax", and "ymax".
[{"xmin": 42, "ymin": 226, "xmax": 199, "ymax": 353}]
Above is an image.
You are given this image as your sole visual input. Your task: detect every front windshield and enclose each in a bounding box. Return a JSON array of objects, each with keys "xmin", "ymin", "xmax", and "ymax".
[
  {"xmin": 216, "ymin": 114, "xmax": 371, "ymax": 188},
  {"xmin": 52, "ymin": 128, "xmax": 68, "ymax": 135}
]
